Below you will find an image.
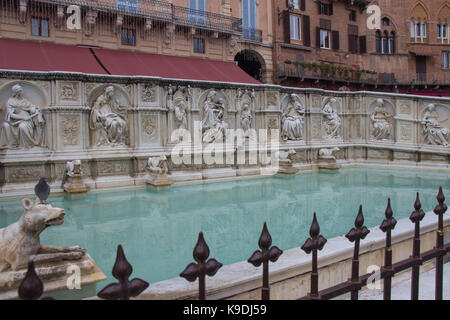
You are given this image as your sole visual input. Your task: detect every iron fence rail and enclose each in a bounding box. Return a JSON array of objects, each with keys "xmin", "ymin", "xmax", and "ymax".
[{"xmin": 18, "ymin": 187, "xmax": 448, "ymax": 300}]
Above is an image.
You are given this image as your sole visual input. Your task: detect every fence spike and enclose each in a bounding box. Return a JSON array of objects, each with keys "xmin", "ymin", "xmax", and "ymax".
[
  {"xmin": 248, "ymin": 222, "xmax": 283, "ymax": 300},
  {"xmin": 301, "ymin": 213, "xmax": 327, "ymax": 299},
  {"xmin": 433, "ymin": 186, "xmax": 447, "ymax": 300},
  {"xmin": 180, "ymin": 232, "xmax": 222, "ymax": 300},
  {"xmin": 379, "ymin": 198, "xmax": 396, "ymax": 300},
  {"xmin": 97, "ymin": 245, "xmax": 149, "ymax": 300},
  {"xmin": 345, "ymin": 205, "xmax": 370, "ymax": 300}
]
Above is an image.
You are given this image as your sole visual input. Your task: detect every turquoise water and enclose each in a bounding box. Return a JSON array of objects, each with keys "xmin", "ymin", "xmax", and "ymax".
[{"xmin": 0, "ymin": 168, "xmax": 448, "ymax": 296}]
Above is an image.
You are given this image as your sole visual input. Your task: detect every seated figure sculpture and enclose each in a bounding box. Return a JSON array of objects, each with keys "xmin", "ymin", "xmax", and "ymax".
[
  {"xmin": 422, "ymin": 103, "xmax": 449, "ymax": 147},
  {"xmin": 90, "ymin": 86, "xmax": 128, "ymax": 146},
  {"xmin": 370, "ymin": 98, "xmax": 392, "ymax": 140},
  {"xmin": 1, "ymin": 84, "xmax": 45, "ymax": 149},
  {"xmin": 281, "ymin": 94, "xmax": 304, "ymax": 141},
  {"xmin": 201, "ymin": 90, "xmax": 228, "ymax": 143}
]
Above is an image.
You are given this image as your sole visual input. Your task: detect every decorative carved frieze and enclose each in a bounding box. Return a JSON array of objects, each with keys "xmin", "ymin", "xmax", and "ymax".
[{"xmin": 61, "ymin": 115, "xmax": 80, "ymax": 146}]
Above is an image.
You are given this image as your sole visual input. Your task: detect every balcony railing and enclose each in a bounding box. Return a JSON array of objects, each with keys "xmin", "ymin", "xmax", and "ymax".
[
  {"xmin": 278, "ymin": 62, "xmax": 450, "ymax": 87},
  {"xmin": 2, "ymin": 0, "xmax": 242, "ymax": 35},
  {"xmin": 242, "ymin": 27, "xmax": 262, "ymax": 42}
]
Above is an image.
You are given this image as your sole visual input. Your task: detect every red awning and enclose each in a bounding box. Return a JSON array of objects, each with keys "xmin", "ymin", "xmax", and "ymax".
[
  {"xmin": 0, "ymin": 38, "xmax": 261, "ymax": 84},
  {"xmin": 92, "ymin": 48, "xmax": 261, "ymax": 84},
  {"xmin": 0, "ymin": 38, "xmax": 107, "ymax": 74}
]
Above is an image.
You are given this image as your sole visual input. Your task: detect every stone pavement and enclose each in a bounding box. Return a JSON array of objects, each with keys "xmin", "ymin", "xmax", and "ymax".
[{"xmin": 354, "ymin": 262, "xmax": 450, "ymax": 300}]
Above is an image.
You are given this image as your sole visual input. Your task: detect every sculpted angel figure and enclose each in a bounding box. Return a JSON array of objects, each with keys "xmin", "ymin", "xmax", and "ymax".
[
  {"xmin": 281, "ymin": 94, "xmax": 305, "ymax": 141},
  {"xmin": 1, "ymin": 84, "xmax": 45, "ymax": 149},
  {"xmin": 371, "ymin": 98, "xmax": 392, "ymax": 140},
  {"xmin": 322, "ymin": 98, "xmax": 341, "ymax": 139},
  {"xmin": 201, "ymin": 90, "xmax": 228, "ymax": 143},
  {"xmin": 90, "ymin": 86, "xmax": 128, "ymax": 146},
  {"xmin": 422, "ymin": 103, "xmax": 449, "ymax": 147}
]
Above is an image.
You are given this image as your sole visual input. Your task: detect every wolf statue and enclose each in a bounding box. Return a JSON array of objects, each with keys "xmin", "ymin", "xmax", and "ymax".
[{"xmin": 0, "ymin": 198, "xmax": 85, "ymax": 272}]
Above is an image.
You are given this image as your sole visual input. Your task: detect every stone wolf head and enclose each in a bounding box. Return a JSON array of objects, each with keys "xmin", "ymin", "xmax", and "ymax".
[{"xmin": 20, "ymin": 198, "xmax": 65, "ymax": 234}]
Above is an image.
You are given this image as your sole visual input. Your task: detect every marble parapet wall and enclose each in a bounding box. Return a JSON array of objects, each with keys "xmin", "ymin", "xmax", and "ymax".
[{"xmin": 0, "ymin": 71, "xmax": 449, "ymax": 194}]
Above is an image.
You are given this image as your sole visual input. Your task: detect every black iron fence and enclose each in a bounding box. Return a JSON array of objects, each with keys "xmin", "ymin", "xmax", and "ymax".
[{"xmin": 18, "ymin": 187, "xmax": 448, "ymax": 300}]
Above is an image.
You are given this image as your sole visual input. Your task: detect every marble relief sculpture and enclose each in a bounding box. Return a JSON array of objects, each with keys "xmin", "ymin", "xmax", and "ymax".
[
  {"xmin": 370, "ymin": 98, "xmax": 393, "ymax": 140},
  {"xmin": 173, "ymin": 99, "xmax": 188, "ymax": 130},
  {"xmin": 146, "ymin": 155, "xmax": 172, "ymax": 187},
  {"xmin": 201, "ymin": 90, "xmax": 228, "ymax": 143},
  {"xmin": 90, "ymin": 86, "xmax": 128, "ymax": 146},
  {"xmin": 422, "ymin": 103, "xmax": 449, "ymax": 147},
  {"xmin": 0, "ymin": 198, "xmax": 85, "ymax": 271},
  {"xmin": 322, "ymin": 98, "xmax": 341, "ymax": 140},
  {"xmin": 240, "ymin": 103, "xmax": 253, "ymax": 132},
  {"xmin": 281, "ymin": 94, "xmax": 305, "ymax": 141},
  {"xmin": 0, "ymin": 84, "xmax": 45, "ymax": 149}
]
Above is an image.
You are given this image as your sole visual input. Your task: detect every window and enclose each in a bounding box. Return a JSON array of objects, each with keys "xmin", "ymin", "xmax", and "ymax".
[
  {"xmin": 381, "ymin": 17, "xmax": 390, "ymax": 26},
  {"xmin": 121, "ymin": 28, "xmax": 135, "ymax": 46},
  {"xmin": 348, "ymin": 10, "xmax": 356, "ymax": 22},
  {"xmin": 290, "ymin": 14, "xmax": 301, "ymax": 40},
  {"xmin": 193, "ymin": 37, "xmax": 205, "ymax": 53},
  {"xmin": 290, "ymin": 0, "xmax": 299, "ymax": 9},
  {"xmin": 189, "ymin": 0, "xmax": 206, "ymax": 25},
  {"xmin": 382, "ymin": 31, "xmax": 389, "ymax": 54},
  {"xmin": 410, "ymin": 21, "xmax": 427, "ymax": 40},
  {"xmin": 242, "ymin": 0, "xmax": 257, "ymax": 40},
  {"xmin": 319, "ymin": 2, "xmax": 331, "ymax": 16},
  {"xmin": 438, "ymin": 23, "xmax": 448, "ymax": 39},
  {"xmin": 376, "ymin": 31, "xmax": 382, "ymax": 53},
  {"xmin": 31, "ymin": 17, "xmax": 49, "ymax": 37},
  {"xmin": 443, "ymin": 52, "xmax": 450, "ymax": 69},
  {"xmin": 320, "ymin": 29, "xmax": 330, "ymax": 49},
  {"xmin": 389, "ymin": 32, "xmax": 395, "ymax": 54}
]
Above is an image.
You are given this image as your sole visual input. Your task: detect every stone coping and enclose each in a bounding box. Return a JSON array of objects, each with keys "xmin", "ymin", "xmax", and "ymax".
[
  {"xmin": 84, "ymin": 210, "xmax": 449, "ymax": 300},
  {"xmin": 2, "ymin": 69, "xmax": 450, "ymax": 102}
]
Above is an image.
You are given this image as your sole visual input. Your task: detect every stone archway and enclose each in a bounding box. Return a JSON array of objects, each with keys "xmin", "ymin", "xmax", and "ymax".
[{"xmin": 234, "ymin": 49, "xmax": 265, "ymax": 82}]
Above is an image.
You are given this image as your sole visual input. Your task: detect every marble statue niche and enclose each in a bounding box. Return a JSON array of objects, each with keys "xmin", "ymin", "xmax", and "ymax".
[
  {"xmin": 89, "ymin": 86, "xmax": 129, "ymax": 146},
  {"xmin": 236, "ymin": 88, "xmax": 255, "ymax": 135},
  {"xmin": 200, "ymin": 89, "xmax": 229, "ymax": 143},
  {"xmin": 421, "ymin": 103, "xmax": 449, "ymax": 147},
  {"xmin": 322, "ymin": 97, "xmax": 342, "ymax": 140},
  {"xmin": 0, "ymin": 84, "xmax": 45, "ymax": 149},
  {"xmin": 168, "ymin": 85, "xmax": 191, "ymax": 143},
  {"xmin": 281, "ymin": 94, "xmax": 305, "ymax": 141},
  {"xmin": 370, "ymin": 98, "xmax": 394, "ymax": 141}
]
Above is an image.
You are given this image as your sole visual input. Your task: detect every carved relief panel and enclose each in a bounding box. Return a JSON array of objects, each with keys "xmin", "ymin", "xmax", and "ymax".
[
  {"xmin": 368, "ymin": 98, "xmax": 395, "ymax": 142},
  {"xmin": 0, "ymin": 81, "xmax": 48, "ymax": 150},
  {"xmin": 56, "ymin": 81, "xmax": 81, "ymax": 105},
  {"xmin": 88, "ymin": 85, "xmax": 130, "ymax": 147},
  {"xmin": 420, "ymin": 103, "xmax": 449, "ymax": 147},
  {"xmin": 280, "ymin": 93, "xmax": 305, "ymax": 142},
  {"xmin": 141, "ymin": 112, "xmax": 159, "ymax": 145}
]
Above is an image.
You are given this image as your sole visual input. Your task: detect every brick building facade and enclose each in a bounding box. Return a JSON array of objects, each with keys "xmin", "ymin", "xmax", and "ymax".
[{"xmin": 274, "ymin": 0, "xmax": 450, "ymax": 93}]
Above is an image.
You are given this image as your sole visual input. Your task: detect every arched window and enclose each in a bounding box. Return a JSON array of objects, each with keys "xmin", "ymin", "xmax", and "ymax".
[
  {"xmin": 381, "ymin": 17, "xmax": 390, "ymax": 26},
  {"xmin": 376, "ymin": 30, "xmax": 382, "ymax": 53},
  {"xmin": 382, "ymin": 31, "xmax": 389, "ymax": 54},
  {"xmin": 389, "ymin": 31, "xmax": 395, "ymax": 54}
]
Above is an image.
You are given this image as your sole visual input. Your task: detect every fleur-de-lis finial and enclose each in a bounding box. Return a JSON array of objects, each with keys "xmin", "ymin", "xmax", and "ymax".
[
  {"xmin": 346, "ymin": 205, "xmax": 370, "ymax": 242},
  {"xmin": 248, "ymin": 222, "xmax": 283, "ymax": 267},
  {"xmin": 180, "ymin": 232, "xmax": 222, "ymax": 300},
  {"xmin": 380, "ymin": 198, "xmax": 397, "ymax": 232},
  {"xmin": 97, "ymin": 245, "xmax": 149, "ymax": 300},
  {"xmin": 410, "ymin": 192, "xmax": 425, "ymax": 223},
  {"xmin": 301, "ymin": 213, "xmax": 327, "ymax": 254},
  {"xmin": 434, "ymin": 186, "xmax": 447, "ymax": 216}
]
